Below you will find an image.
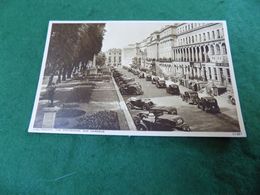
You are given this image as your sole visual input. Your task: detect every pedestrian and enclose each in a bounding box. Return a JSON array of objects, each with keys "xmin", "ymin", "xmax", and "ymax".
[{"xmin": 47, "ymin": 82, "xmax": 56, "ymax": 107}]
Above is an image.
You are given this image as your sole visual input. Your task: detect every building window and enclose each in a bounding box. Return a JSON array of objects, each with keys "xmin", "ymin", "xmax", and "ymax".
[
  {"xmin": 203, "ymin": 33, "xmax": 206, "ymax": 41},
  {"xmin": 192, "ymin": 36, "xmax": 194, "ymax": 43},
  {"xmin": 216, "ymin": 44, "xmax": 221, "ymax": 55},
  {"xmin": 207, "ymin": 32, "xmax": 210, "ymax": 40},
  {"xmin": 208, "ymin": 67, "xmax": 212, "ymax": 79},
  {"xmin": 109, "ymin": 57, "xmax": 111, "ymax": 62},
  {"xmin": 222, "ymin": 43, "xmax": 227, "ymax": 54},
  {"xmin": 189, "ymin": 37, "xmax": 191, "ymax": 44},
  {"xmin": 199, "ymin": 34, "xmax": 202, "ymax": 42},
  {"xmin": 210, "ymin": 45, "xmax": 215, "ymax": 55},
  {"xmin": 214, "ymin": 67, "xmax": 217, "ymax": 80},
  {"xmin": 195, "ymin": 35, "xmax": 197, "ymax": 42},
  {"xmin": 217, "ymin": 30, "xmax": 220, "ymax": 38},
  {"xmin": 212, "ymin": 31, "xmax": 215, "ymax": 39},
  {"xmin": 227, "ymin": 69, "xmax": 231, "ymax": 83}
]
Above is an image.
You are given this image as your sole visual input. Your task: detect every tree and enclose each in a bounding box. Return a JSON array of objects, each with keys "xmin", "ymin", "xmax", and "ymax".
[
  {"xmin": 96, "ymin": 52, "xmax": 106, "ymax": 67},
  {"xmin": 45, "ymin": 23, "xmax": 106, "ymax": 85}
]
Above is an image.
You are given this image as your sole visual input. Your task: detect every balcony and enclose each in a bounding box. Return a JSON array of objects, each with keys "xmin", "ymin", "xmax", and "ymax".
[{"xmin": 209, "ymin": 55, "xmax": 228, "ymax": 63}]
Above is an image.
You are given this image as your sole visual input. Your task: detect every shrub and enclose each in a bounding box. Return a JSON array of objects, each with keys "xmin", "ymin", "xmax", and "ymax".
[{"xmin": 75, "ymin": 111, "xmax": 120, "ymax": 130}]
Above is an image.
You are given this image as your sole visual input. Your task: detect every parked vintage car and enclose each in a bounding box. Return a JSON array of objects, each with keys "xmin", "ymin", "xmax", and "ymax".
[
  {"xmin": 197, "ymin": 97, "xmax": 220, "ymax": 113},
  {"xmin": 132, "ymin": 69, "xmax": 140, "ymax": 75},
  {"xmin": 112, "ymin": 71, "xmax": 123, "ymax": 78},
  {"xmin": 136, "ymin": 113, "xmax": 191, "ymax": 131},
  {"xmin": 139, "ymin": 72, "xmax": 145, "ymax": 78},
  {"xmin": 118, "ymin": 77, "xmax": 135, "ymax": 85},
  {"xmin": 146, "ymin": 74, "xmax": 152, "ymax": 81},
  {"xmin": 149, "ymin": 106, "xmax": 177, "ymax": 115},
  {"xmin": 126, "ymin": 97, "xmax": 154, "ymax": 110},
  {"xmin": 181, "ymin": 91, "xmax": 199, "ymax": 104},
  {"xmin": 156, "ymin": 79, "xmax": 166, "ymax": 88},
  {"xmin": 119, "ymin": 84, "xmax": 143, "ymax": 95},
  {"xmin": 132, "ymin": 106, "xmax": 177, "ymax": 126},
  {"xmin": 152, "ymin": 76, "xmax": 159, "ymax": 84},
  {"xmin": 166, "ymin": 84, "xmax": 180, "ymax": 95}
]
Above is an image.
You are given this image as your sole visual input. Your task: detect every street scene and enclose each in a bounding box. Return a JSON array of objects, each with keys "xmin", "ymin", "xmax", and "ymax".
[{"xmin": 29, "ymin": 21, "xmax": 244, "ymax": 135}]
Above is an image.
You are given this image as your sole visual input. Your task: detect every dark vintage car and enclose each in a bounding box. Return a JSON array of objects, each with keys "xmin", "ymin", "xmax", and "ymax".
[
  {"xmin": 139, "ymin": 72, "xmax": 145, "ymax": 78},
  {"xmin": 132, "ymin": 106, "xmax": 177, "ymax": 126},
  {"xmin": 152, "ymin": 76, "xmax": 159, "ymax": 84},
  {"xmin": 120, "ymin": 84, "xmax": 143, "ymax": 95},
  {"xmin": 136, "ymin": 113, "xmax": 191, "ymax": 131},
  {"xmin": 149, "ymin": 106, "xmax": 177, "ymax": 115},
  {"xmin": 118, "ymin": 77, "xmax": 135, "ymax": 85},
  {"xmin": 166, "ymin": 84, "xmax": 180, "ymax": 95},
  {"xmin": 181, "ymin": 91, "xmax": 199, "ymax": 104},
  {"xmin": 156, "ymin": 79, "xmax": 166, "ymax": 88},
  {"xmin": 113, "ymin": 71, "xmax": 123, "ymax": 78},
  {"xmin": 197, "ymin": 96, "xmax": 220, "ymax": 113},
  {"xmin": 132, "ymin": 69, "xmax": 140, "ymax": 75},
  {"xmin": 119, "ymin": 84, "xmax": 143, "ymax": 95},
  {"xmin": 126, "ymin": 97, "xmax": 154, "ymax": 110},
  {"xmin": 146, "ymin": 74, "xmax": 152, "ymax": 81}
]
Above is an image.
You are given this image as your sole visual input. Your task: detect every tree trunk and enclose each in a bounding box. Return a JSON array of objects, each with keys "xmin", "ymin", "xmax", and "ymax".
[
  {"xmin": 67, "ymin": 64, "xmax": 74, "ymax": 79},
  {"xmin": 56, "ymin": 68, "xmax": 62, "ymax": 84},
  {"xmin": 62, "ymin": 66, "xmax": 67, "ymax": 81}
]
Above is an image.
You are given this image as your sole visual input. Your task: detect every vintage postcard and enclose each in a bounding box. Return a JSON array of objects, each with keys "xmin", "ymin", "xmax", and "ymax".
[{"xmin": 28, "ymin": 21, "xmax": 246, "ymax": 137}]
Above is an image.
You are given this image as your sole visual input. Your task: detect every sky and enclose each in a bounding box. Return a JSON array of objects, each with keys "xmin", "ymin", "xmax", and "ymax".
[{"xmin": 101, "ymin": 22, "xmax": 173, "ymax": 52}]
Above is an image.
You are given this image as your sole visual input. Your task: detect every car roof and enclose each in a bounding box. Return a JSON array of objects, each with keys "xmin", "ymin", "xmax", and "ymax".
[
  {"xmin": 169, "ymin": 84, "xmax": 178, "ymax": 87},
  {"xmin": 202, "ymin": 96, "xmax": 216, "ymax": 100},
  {"xmin": 157, "ymin": 114, "xmax": 182, "ymax": 121},
  {"xmin": 150, "ymin": 106, "xmax": 177, "ymax": 111}
]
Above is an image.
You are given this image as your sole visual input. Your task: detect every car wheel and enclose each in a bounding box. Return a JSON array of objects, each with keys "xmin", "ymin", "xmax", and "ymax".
[
  {"xmin": 133, "ymin": 116, "xmax": 141, "ymax": 125},
  {"xmin": 142, "ymin": 105, "xmax": 148, "ymax": 110},
  {"xmin": 136, "ymin": 124, "xmax": 147, "ymax": 131},
  {"xmin": 126, "ymin": 103, "xmax": 132, "ymax": 110},
  {"xmin": 182, "ymin": 125, "xmax": 191, "ymax": 131}
]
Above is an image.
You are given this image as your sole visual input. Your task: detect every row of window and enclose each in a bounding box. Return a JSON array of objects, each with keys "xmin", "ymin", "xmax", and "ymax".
[
  {"xmin": 108, "ymin": 56, "xmax": 121, "ymax": 62},
  {"xmin": 178, "ymin": 29, "xmax": 224, "ymax": 46},
  {"xmin": 108, "ymin": 53, "xmax": 121, "ymax": 55},
  {"xmin": 162, "ymin": 65, "xmax": 231, "ymax": 83},
  {"xmin": 160, "ymin": 27, "xmax": 172, "ymax": 38},
  {"xmin": 177, "ymin": 23, "xmax": 207, "ymax": 34}
]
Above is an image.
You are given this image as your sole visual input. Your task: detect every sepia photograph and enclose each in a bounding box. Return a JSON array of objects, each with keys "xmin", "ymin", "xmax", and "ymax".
[{"xmin": 28, "ymin": 21, "xmax": 246, "ymax": 137}]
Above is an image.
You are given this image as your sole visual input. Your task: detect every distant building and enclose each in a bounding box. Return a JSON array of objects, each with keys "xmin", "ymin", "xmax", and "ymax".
[
  {"xmin": 122, "ymin": 44, "xmax": 139, "ymax": 67},
  {"xmin": 105, "ymin": 48, "xmax": 122, "ymax": 67}
]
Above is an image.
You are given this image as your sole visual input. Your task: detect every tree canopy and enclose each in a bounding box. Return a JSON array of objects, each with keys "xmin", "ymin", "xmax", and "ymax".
[{"xmin": 45, "ymin": 23, "xmax": 106, "ymax": 84}]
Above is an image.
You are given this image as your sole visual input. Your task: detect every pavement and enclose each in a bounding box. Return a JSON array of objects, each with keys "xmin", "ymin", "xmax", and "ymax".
[{"xmin": 35, "ymin": 74, "xmax": 133, "ymax": 130}]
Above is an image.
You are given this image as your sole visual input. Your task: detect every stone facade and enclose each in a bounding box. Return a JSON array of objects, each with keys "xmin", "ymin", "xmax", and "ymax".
[
  {"xmin": 121, "ymin": 22, "xmax": 231, "ymax": 88},
  {"xmin": 105, "ymin": 48, "xmax": 122, "ymax": 67}
]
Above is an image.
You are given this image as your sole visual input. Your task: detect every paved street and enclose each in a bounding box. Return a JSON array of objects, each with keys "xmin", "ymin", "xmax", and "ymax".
[{"xmin": 118, "ymin": 68, "xmax": 240, "ymax": 132}]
